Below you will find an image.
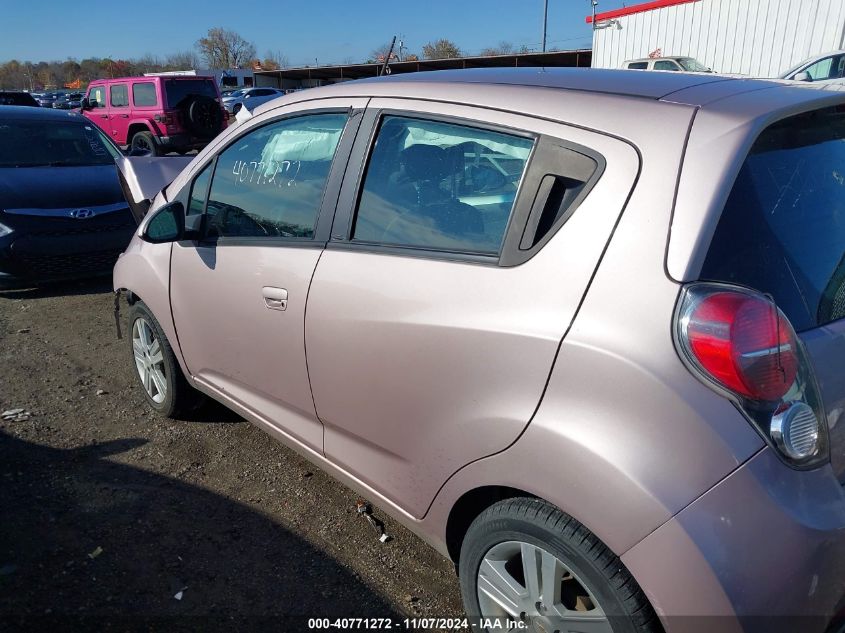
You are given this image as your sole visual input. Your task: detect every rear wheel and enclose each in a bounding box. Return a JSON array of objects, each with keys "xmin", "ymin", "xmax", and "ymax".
[
  {"xmin": 459, "ymin": 498, "xmax": 662, "ymax": 633},
  {"xmin": 129, "ymin": 301, "xmax": 198, "ymax": 417},
  {"xmin": 130, "ymin": 131, "xmax": 161, "ymax": 156}
]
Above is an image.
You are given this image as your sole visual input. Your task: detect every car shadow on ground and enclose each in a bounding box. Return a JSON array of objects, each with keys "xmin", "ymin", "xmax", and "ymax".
[
  {"xmin": 0, "ymin": 431, "xmax": 400, "ymax": 630},
  {"xmin": 178, "ymin": 398, "xmax": 245, "ymax": 424},
  {"xmin": 0, "ymin": 277, "xmax": 114, "ymax": 300}
]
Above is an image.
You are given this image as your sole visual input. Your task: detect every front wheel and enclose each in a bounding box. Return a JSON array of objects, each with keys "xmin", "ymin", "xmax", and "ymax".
[
  {"xmin": 459, "ymin": 498, "xmax": 662, "ymax": 633},
  {"xmin": 129, "ymin": 301, "xmax": 198, "ymax": 417}
]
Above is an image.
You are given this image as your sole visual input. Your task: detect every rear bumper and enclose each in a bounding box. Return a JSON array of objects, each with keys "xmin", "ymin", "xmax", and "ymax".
[{"xmin": 623, "ymin": 447, "xmax": 845, "ymax": 633}]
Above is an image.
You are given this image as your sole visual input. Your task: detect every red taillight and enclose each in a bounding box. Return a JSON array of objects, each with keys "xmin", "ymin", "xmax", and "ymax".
[{"xmin": 683, "ymin": 291, "xmax": 798, "ymax": 401}]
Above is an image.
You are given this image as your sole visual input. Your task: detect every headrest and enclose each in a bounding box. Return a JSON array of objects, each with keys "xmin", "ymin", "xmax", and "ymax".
[{"xmin": 400, "ymin": 144, "xmax": 448, "ymax": 182}]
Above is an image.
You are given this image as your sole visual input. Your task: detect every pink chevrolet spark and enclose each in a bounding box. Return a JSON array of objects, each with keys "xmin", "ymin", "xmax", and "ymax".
[{"xmin": 114, "ymin": 68, "xmax": 845, "ymax": 633}]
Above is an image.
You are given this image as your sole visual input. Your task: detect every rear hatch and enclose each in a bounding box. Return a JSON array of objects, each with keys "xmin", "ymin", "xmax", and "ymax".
[
  {"xmin": 161, "ymin": 77, "xmax": 224, "ymax": 139},
  {"xmin": 699, "ymin": 105, "xmax": 845, "ymax": 481}
]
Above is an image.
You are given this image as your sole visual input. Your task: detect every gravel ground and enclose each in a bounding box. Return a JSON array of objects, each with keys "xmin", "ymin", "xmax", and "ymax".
[{"xmin": 0, "ymin": 280, "xmax": 465, "ymax": 631}]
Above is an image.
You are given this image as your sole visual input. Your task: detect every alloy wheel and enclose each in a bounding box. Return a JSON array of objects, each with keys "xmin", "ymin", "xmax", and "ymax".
[
  {"xmin": 132, "ymin": 317, "xmax": 167, "ymax": 404},
  {"xmin": 477, "ymin": 540, "xmax": 613, "ymax": 633}
]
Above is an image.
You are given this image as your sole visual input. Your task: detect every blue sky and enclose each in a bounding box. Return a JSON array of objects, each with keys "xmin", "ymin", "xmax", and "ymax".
[{"xmin": 1, "ymin": 0, "xmax": 627, "ymax": 66}]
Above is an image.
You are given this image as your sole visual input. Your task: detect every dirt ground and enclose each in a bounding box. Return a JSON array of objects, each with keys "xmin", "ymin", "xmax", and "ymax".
[{"xmin": 0, "ymin": 279, "xmax": 466, "ymax": 631}]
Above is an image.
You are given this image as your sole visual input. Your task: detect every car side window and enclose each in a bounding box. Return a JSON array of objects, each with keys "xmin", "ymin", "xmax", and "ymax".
[
  {"xmin": 110, "ymin": 84, "xmax": 129, "ymax": 108},
  {"xmin": 804, "ymin": 55, "xmax": 845, "ymax": 81},
  {"xmin": 352, "ymin": 115, "xmax": 534, "ymax": 255},
  {"xmin": 654, "ymin": 60, "xmax": 679, "ymax": 71},
  {"xmin": 88, "ymin": 86, "xmax": 106, "ymax": 108},
  {"xmin": 132, "ymin": 82, "xmax": 158, "ymax": 107},
  {"xmin": 627, "ymin": 62, "xmax": 648, "ymax": 70},
  {"xmin": 204, "ymin": 112, "xmax": 348, "ymax": 239},
  {"xmin": 187, "ymin": 164, "xmax": 212, "ymax": 216}
]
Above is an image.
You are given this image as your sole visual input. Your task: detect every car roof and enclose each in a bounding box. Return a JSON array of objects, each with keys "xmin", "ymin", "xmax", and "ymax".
[
  {"xmin": 346, "ymin": 67, "xmax": 777, "ymax": 104},
  {"xmin": 89, "ymin": 75, "xmax": 216, "ymax": 83},
  {"xmin": 0, "ymin": 106, "xmax": 89, "ymax": 122},
  {"xmin": 624, "ymin": 57, "xmax": 689, "ymax": 63}
]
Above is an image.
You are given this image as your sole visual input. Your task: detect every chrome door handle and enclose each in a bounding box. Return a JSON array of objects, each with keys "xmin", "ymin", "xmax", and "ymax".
[{"xmin": 262, "ymin": 286, "xmax": 288, "ymax": 311}]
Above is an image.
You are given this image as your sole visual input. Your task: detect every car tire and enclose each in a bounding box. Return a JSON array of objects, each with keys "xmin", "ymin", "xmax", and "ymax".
[
  {"xmin": 459, "ymin": 498, "xmax": 662, "ymax": 633},
  {"xmin": 128, "ymin": 301, "xmax": 199, "ymax": 418},
  {"xmin": 130, "ymin": 131, "xmax": 161, "ymax": 157},
  {"xmin": 232, "ymin": 103, "xmax": 242, "ymax": 115}
]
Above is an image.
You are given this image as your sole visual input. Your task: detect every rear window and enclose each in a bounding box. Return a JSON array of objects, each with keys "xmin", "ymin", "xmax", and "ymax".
[
  {"xmin": 701, "ymin": 106, "xmax": 845, "ymax": 331},
  {"xmin": 164, "ymin": 79, "xmax": 218, "ymax": 108}
]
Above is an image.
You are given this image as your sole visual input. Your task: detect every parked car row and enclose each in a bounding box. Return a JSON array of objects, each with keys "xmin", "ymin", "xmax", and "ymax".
[{"xmin": 622, "ymin": 49, "xmax": 845, "ymax": 84}]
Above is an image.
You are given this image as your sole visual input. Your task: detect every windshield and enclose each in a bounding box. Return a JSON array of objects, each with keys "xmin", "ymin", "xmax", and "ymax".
[
  {"xmin": 678, "ymin": 58, "xmax": 709, "ymax": 72},
  {"xmin": 164, "ymin": 78, "xmax": 218, "ymax": 108},
  {"xmin": 0, "ymin": 120, "xmax": 119, "ymax": 168},
  {"xmin": 701, "ymin": 107, "xmax": 845, "ymax": 330}
]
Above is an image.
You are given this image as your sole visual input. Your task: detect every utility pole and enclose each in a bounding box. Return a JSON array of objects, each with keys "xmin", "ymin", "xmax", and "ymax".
[{"xmin": 542, "ymin": 0, "xmax": 549, "ymax": 52}]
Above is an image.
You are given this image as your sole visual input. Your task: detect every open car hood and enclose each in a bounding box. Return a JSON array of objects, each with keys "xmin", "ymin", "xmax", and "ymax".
[{"xmin": 116, "ymin": 155, "xmax": 193, "ymax": 225}]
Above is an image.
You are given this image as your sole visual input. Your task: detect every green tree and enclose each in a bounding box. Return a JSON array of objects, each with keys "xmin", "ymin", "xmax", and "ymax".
[{"xmin": 422, "ymin": 39, "xmax": 461, "ymax": 60}]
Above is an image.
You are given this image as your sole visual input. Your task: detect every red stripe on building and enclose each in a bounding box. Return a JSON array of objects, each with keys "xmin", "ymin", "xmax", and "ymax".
[{"xmin": 586, "ymin": 0, "xmax": 700, "ymax": 23}]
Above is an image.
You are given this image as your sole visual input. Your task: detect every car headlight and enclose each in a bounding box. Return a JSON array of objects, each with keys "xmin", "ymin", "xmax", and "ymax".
[{"xmin": 0, "ymin": 221, "xmax": 12, "ymax": 238}]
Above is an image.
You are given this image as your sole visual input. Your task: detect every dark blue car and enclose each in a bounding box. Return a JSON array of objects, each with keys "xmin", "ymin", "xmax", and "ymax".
[{"xmin": 0, "ymin": 107, "xmax": 135, "ymax": 288}]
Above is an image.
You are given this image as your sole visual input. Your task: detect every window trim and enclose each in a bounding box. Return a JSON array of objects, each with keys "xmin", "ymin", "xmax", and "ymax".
[
  {"xmin": 330, "ymin": 107, "xmax": 606, "ymax": 267},
  {"xmin": 175, "ymin": 107, "xmax": 362, "ymax": 248}
]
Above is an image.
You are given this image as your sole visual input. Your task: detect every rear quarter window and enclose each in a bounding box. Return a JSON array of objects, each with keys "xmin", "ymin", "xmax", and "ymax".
[
  {"xmin": 132, "ymin": 82, "xmax": 158, "ymax": 107},
  {"xmin": 701, "ymin": 106, "xmax": 845, "ymax": 331}
]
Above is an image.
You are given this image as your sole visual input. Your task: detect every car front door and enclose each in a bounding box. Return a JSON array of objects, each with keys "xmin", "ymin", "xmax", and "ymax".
[
  {"xmin": 84, "ymin": 85, "xmax": 112, "ymax": 136},
  {"xmin": 305, "ymin": 99, "xmax": 640, "ymax": 518},
  {"xmin": 168, "ymin": 98, "xmax": 366, "ymax": 452}
]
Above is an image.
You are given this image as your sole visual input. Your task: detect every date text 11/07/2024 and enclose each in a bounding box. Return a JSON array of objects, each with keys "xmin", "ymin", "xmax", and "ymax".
[{"xmin": 307, "ymin": 617, "xmax": 527, "ymax": 630}]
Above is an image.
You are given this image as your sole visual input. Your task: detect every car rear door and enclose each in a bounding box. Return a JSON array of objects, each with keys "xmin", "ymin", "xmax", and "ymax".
[
  {"xmin": 305, "ymin": 99, "xmax": 640, "ymax": 518},
  {"xmin": 167, "ymin": 98, "xmax": 367, "ymax": 452},
  {"xmin": 108, "ymin": 82, "xmax": 131, "ymax": 145}
]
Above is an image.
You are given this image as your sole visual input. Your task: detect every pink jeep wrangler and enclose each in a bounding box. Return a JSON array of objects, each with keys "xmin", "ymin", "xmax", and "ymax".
[{"xmin": 82, "ymin": 75, "xmax": 227, "ymax": 156}]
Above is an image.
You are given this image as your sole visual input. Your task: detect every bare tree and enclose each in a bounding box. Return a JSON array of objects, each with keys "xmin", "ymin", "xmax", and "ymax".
[
  {"xmin": 422, "ymin": 39, "xmax": 461, "ymax": 60},
  {"xmin": 263, "ymin": 50, "xmax": 289, "ymax": 70},
  {"xmin": 196, "ymin": 28, "xmax": 257, "ymax": 69},
  {"xmin": 481, "ymin": 41, "xmax": 515, "ymax": 56},
  {"xmin": 164, "ymin": 50, "xmax": 200, "ymax": 70},
  {"xmin": 371, "ymin": 41, "xmax": 398, "ymax": 63}
]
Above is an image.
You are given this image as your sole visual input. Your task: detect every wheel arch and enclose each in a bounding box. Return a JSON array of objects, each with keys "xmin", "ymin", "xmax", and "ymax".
[
  {"xmin": 127, "ymin": 121, "xmax": 156, "ymax": 143},
  {"xmin": 445, "ymin": 485, "xmax": 536, "ymax": 565}
]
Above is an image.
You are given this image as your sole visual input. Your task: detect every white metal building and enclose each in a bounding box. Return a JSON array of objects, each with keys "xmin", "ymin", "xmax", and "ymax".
[{"xmin": 589, "ymin": 0, "xmax": 845, "ymax": 77}]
